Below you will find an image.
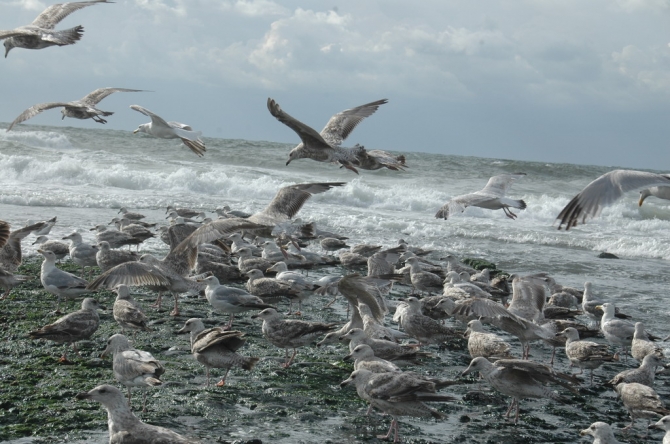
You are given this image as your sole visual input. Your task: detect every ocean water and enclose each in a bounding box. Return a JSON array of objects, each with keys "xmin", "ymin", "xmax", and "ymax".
[{"xmin": 1, "ymin": 123, "xmax": 670, "ymax": 442}]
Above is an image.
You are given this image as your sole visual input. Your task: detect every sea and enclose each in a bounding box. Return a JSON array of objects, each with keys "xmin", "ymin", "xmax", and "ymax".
[{"xmin": 1, "ymin": 123, "xmax": 669, "ymax": 442}]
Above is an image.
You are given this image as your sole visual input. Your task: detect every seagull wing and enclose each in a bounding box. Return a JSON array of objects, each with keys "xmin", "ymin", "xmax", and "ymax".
[
  {"xmin": 80, "ymin": 88, "xmax": 145, "ymax": 106},
  {"xmin": 87, "ymin": 261, "xmax": 171, "ymax": 290},
  {"xmin": 256, "ymin": 182, "xmax": 346, "ymax": 220},
  {"xmin": 7, "ymin": 102, "xmax": 79, "ymax": 131},
  {"xmin": 267, "ymin": 98, "xmax": 332, "ymax": 150},
  {"xmin": 130, "ymin": 104, "xmax": 171, "ymax": 128},
  {"xmin": 475, "ymin": 173, "xmax": 526, "ymax": 198},
  {"xmin": 556, "ymin": 170, "xmax": 670, "ymax": 230},
  {"xmin": 0, "ymin": 29, "xmax": 40, "ymax": 40},
  {"xmin": 320, "ymin": 99, "xmax": 388, "ymax": 147},
  {"xmin": 31, "ymin": 0, "xmax": 111, "ymax": 29}
]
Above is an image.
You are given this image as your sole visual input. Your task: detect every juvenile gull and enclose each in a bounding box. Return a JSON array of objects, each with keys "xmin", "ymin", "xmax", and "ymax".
[
  {"xmin": 320, "ymin": 237, "xmax": 350, "ymax": 252},
  {"xmin": 0, "ymin": 268, "xmax": 29, "ymax": 300},
  {"xmin": 28, "ymin": 297, "xmax": 100, "ymax": 362},
  {"xmin": 7, "ymin": 87, "xmax": 144, "ymax": 130},
  {"xmin": 398, "ymin": 297, "xmax": 459, "ymax": 345},
  {"xmin": 178, "ymin": 318, "xmax": 259, "ymax": 386},
  {"xmin": 266, "ymin": 261, "xmax": 316, "ymax": 313},
  {"xmin": 130, "ymin": 104, "xmax": 206, "ymax": 156},
  {"xmin": 649, "ymin": 416, "xmax": 670, "ymax": 443},
  {"xmin": 268, "ymin": 97, "xmax": 405, "ymax": 173},
  {"xmin": 90, "ymin": 224, "xmax": 141, "ymax": 249},
  {"xmin": 344, "ymin": 344, "xmax": 401, "ymax": 373},
  {"xmin": 462, "ymin": 357, "xmax": 579, "ymax": 424},
  {"xmin": 32, "ymin": 235, "xmax": 69, "ymax": 260},
  {"xmin": 443, "ymin": 254, "xmax": 478, "ymax": 276},
  {"xmin": 251, "ymin": 308, "xmax": 337, "ymax": 367},
  {"xmin": 0, "ymin": 221, "xmax": 47, "ymax": 272},
  {"xmin": 506, "ymin": 274, "xmax": 549, "ymax": 323},
  {"xmin": 75, "ymin": 384, "xmax": 196, "ymax": 443},
  {"xmin": 166, "ymin": 205, "xmax": 205, "ymax": 218},
  {"xmin": 96, "ymin": 241, "xmax": 139, "ymax": 272},
  {"xmin": 464, "ymin": 319, "xmax": 514, "ymax": 360},
  {"xmin": 245, "ymin": 268, "xmax": 300, "ymax": 308},
  {"xmin": 339, "ymin": 328, "xmax": 427, "ymax": 361},
  {"xmin": 579, "ymin": 422, "xmax": 625, "ymax": 444},
  {"xmin": 38, "ymin": 249, "xmax": 90, "ymax": 306},
  {"xmin": 608, "ymin": 353, "xmax": 663, "ymax": 388},
  {"xmin": 1, "ymin": 0, "xmax": 111, "ymax": 58},
  {"xmin": 118, "ymin": 207, "xmax": 145, "ymax": 220},
  {"xmin": 113, "ymin": 285, "xmax": 151, "ymax": 336},
  {"xmin": 340, "ymin": 369, "xmax": 455, "ymax": 443},
  {"xmin": 435, "ymin": 173, "xmax": 527, "ymax": 220},
  {"xmin": 615, "ymin": 382, "xmax": 670, "ymax": 431},
  {"xmin": 556, "ymin": 169, "xmax": 670, "ymax": 230},
  {"xmin": 557, "ymin": 327, "xmax": 618, "ymax": 385},
  {"xmin": 199, "ymin": 275, "xmax": 273, "ymax": 329},
  {"xmin": 405, "ymin": 257, "xmax": 442, "ymax": 294},
  {"xmin": 101, "ymin": 334, "xmax": 164, "ymax": 412},
  {"xmin": 631, "ymin": 322, "xmax": 663, "ymax": 361}
]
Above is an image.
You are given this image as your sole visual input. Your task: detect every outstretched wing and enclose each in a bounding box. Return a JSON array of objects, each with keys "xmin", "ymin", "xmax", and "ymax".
[
  {"xmin": 320, "ymin": 99, "xmax": 388, "ymax": 147},
  {"xmin": 255, "ymin": 182, "xmax": 346, "ymax": 221},
  {"xmin": 80, "ymin": 88, "xmax": 145, "ymax": 106},
  {"xmin": 7, "ymin": 102, "xmax": 78, "ymax": 131},
  {"xmin": 130, "ymin": 104, "xmax": 170, "ymax": 128},
  {"xmin": 87, "ymin": 261, "xmax": 171, "ymax": 290},
  {"xmin": 556, "ymin": 170, "xmax": 670, "ymax": 230},
  {"xmin": 475, "ymin": 173, "xmax": 526, "ymax": 198},
  {"xmin": 32, "ymin": 0, "xmax": 111, "ymax": 29},
  {"xmin": 267, "ymin": 98, "xmax": 332, "ymax": 150}
]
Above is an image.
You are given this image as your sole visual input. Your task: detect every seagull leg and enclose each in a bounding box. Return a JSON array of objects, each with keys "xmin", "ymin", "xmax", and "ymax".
[
  {"xmin": 205, "ymin": 367, "xmax": 211, "ymax": 387},
  {"xmin": 514, "ymin": 399, "xmax": 521, "ymax": 424},
  {"xmin": 142, "ymin": 390, "xmax": 148, "ymax": 413},
  {"xmin": 378, "ymin": 419, "xmax": 395, "ymax": 440},
  {"xmin": 151, "ymin": 292, "xmax": 163, "ymax": 309},
  {"xmin": 504, "ymin": 398, "xmax": 516, "ymax": 417},
  {"xmin": 170, "ymin": 292, "xmax": 180, "ymax": 316},
  {"xmin": 127, "ymin": 387, "xmax": 132, "ymax": 408},
  {"xmin": 549, "ymin": 347, "xmax": 556, "ymax": 366},
  {"xmin": 216, "ymin": 367, "xmax": 231, "ymax": 387},
  {"xmin": 281, "ymin": 348, "xmax": 298, "ymax": 368},
  {"xmin": 589, "ymin": 369, "xmax": 594, "ymax": 386}
]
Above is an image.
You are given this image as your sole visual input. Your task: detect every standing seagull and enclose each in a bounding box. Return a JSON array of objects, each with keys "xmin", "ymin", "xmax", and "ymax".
[
  {"xmin": 130, "ymin": 104, "xmax": 206, "ymax": 157},
  {"xmin": 556, "ymin": 170, "xmax": 670, "ymax": 230},
  {"xmin": 7, "ymin": 87, "xmax": 145, "ymax": 131},
  {"xmin": 1, "ymin": 0, "xmax": 112, "ymax": 58},
  {"xmin": 435, "ymin": 173, "xmax": 527, "ymax": 220},
  {"xmin": 267, "ymin": 98, "xmax": 405, "ymax": 173}
]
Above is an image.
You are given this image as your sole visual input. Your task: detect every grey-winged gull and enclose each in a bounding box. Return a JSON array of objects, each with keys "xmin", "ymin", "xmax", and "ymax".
[
  {"xmin": 556, "ymin": 169, "xmax": 670, "ymax": 230},
  {"xmin": 75, "ymin": 384, "xmax": 197, "ymax": 443},
  {"xmin": 556, "ymin": 327, "xmax": 618, "ymax": 385},
  {"xmin": 631, "ymin": 322, "xmax": 663, "ymax": 361},
  {"xmin": 579, "ymin": 422, "xmax": 624, "ymax": 444},
  {"xmin": 112, "ymin": 285, "xmax": 151, "ymax": 336},
  {"xmin": 1, "ymin": 0, "xmax": 111, "ymax": 58},
  {"xmin": 405, "ymin": 257, "xmax": 442, "ymax": 294},
  {"xmin": 615, "ymin": 382, "xmax": 670, "ymax": 431},
  {"xmin": 118, "ymin": 207, "xmax": 145, "ymax": 220},
  {"xmin": 435, "ymin": 173, "xmax": 527, "ymax": 220},
  {"xmin": 597, "ymin": 303, "xmax": 635, "ymax": 358},
  {"xmin": 130, "ymin": 104, "xmax": 206, "ymax": 157},
  {"xmin": 38, "ymin": 249, "xmax": 90, "ymax": 306},
  {"xmin": 267, "ymin": 97, "xmax": 405, "ymax": 173},
  {"xmin": 609, "ymin": 353, "xmax": 663, "ymax": 388},
  {"xmin": 28, "ymin": 297, "xmax": 99, "ymax": 362},
  {"xmin": 344, "ymin": 344, "xmax": 401, "ymax": 373},
  {"xmin": 397, "ymin": 297, "xmax": 459, "ymax": 345},
  {"xmin": 462, "ymin": 357, "xmax": 579, "ymax": 424},
  {"xmin": 251, "ymin": 307, "xmax": 337, "ymax": 367},
  {"xmin": 339, "ymin": 328, "xmax": 428, "ymax": 361},
  {"xmin": 199, "ymin": 275, "xmax": 273, "ymax": 329},
  {"xmin": 340, "ymin": 369, "xmax": 455, "ymax": 443},
  {"xmin": 178, "ymin": 318, "xmax": 259, "ymax": 387},
  {"xmin": 101, "ymin": 334, "xmax": 164, "ymax": 412},
  {"xmin": 7, "ymin": 87, "xmax": 144, "ymax": 131},
  {"xmin": 62, "ymin": 232, "xmax": 99, "ymax": 276},
  {"xmin": 639, "ymin": 186, "xmax": 670, "ymax": 206},
  {"xmin": 166, "ymin": 205, "xmax": 205, "ymax": 218}
]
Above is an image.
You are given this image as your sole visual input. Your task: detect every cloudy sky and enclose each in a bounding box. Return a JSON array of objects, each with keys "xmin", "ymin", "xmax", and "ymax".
[{"xmin": 1, "ymin": 0, "xmax": 669, "ymax": 169}]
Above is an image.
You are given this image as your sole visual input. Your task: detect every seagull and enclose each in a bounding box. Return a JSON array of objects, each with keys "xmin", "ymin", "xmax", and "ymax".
[
  {"xmin": 7, "ymin": 87, "xmax": 145, "ymax": 131},
  {"xmin": 178, "ymin": 318, "xmax": 259, "ymax": 387},
  {"xmin": 649, "ymin": 416, "xmax": 670, "ymax": 444},
  {"xmin": 101, "ymin": 334, "xmax": 164, "ymax": 413},
  {"xmin": 435, "ymin": 173, "xmax": 527, "ymax": 220},
  {"xmin": 556, "ymin": 169, "xmax": 670, "ymax": 230},
  {"xmin": 267, "ymin": 97, "xmax": 405, "ymax": 173},
  {"xmin": 579, "ymin": 422, "xmax": 624, "ymax": 444},
  {"xmin": 639, "ymin": 186, "xmax": 670, "ymax": 207},
  {"xmin": 615, "ymin": 382, "xmax": 670, "ymax": 431},
  {"xmin": 38, "ymin": 249, "xmax": 90, "ymax": 306},
  {"xmin": 75, "ymin": 385, "xmax": 196, "ymax": 443},
  {"xmin": 198, "ymin": 275, "xmax": 273, "ymax": 329},
  {"xmin": 556, "ymin": 327, "xmax": 618, "ymax": 385},
  {"xmin": 28, "ymin": 297, "xmax": 100, "ymax": 362},
  {"xmin": 1, "ymin": 0, "xmax": 112, "ymax": 58},
  {"xmin": 112, "ymin": 285, "xmax": 151, "ymax": 336},
  {"xmin": 130, "ymin": 104, "xmax": 206, "ymax": 157}
]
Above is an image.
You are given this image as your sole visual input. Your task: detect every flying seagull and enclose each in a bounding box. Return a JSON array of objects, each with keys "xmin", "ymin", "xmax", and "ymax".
[
  {"xmin": 7, "ymin": 87, "xmax": 145, "ymax": 131},
  {"xmin": 435, "ymin": 173, "xmax": 527, "ymax": 220},
  {"xmin": 1, "ymin": 0, "xmax": 112, "ymax": 58},
  {"xmin": 556, "ymin": 170, "xmax": 670, "ymax": 230},
  {"xmin": 130, "ymin": 105, "xmax": 206, "ymax": 157},
  {"xmin": 267, "ymin": 98, "xmax": 405, "ymax": 173}
]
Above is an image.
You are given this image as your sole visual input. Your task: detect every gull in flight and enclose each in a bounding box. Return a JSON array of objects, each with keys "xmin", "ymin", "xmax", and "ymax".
[
  {"xmin": 267, "ymin": 98, "xmax": 405, "ymax": 174},
  {"xmin": 130, "ymin": 105, "xmax": 206, "ymax": 157},
  {"xmin": 556, "ymin": 170, "xmax": 670, "ymax": 230},
  {"xmin": 435, "ymin": 173, "xmax": 527, "ymax": 220},
  {"xmin": 1, "ymin": 0, "xmax": 112, "ymax": 58},
  {"xmin": 7, "ymin": 87, "xmax": 145, "ymax": 131}
]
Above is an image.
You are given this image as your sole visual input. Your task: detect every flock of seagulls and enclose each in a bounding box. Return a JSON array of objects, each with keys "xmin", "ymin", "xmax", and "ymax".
[{"xmin": 2, "ymin": 1, "xmax": 670, "ymax": 443}]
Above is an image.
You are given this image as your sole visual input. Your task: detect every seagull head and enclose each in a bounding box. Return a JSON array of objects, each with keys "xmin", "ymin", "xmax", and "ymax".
[
  {"xmin": 286, "ymin": 145, "xmax": 304, "ymax": 165},
  {"xmin": 639, "ymin": 189, "xmax": 652, "ymax": 206},
  {"xmin": 133, "ymin": 123, "xmax": 148, "ymax": 134}
]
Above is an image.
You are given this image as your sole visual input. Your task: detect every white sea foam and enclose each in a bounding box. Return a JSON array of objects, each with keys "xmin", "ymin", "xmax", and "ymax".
[{"xmin": 0, "ymin": 130, "xmax": 73, "ymax": 150}]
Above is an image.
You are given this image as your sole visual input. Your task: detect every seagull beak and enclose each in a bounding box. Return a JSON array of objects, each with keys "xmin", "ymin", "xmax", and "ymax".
[
  {"xmin": 343, "ymin": 354, "xmax": 352, "ymax": 361},
  {"xmin": 133, "ymin": 128, "xmax": 139, "ymax": 134},
  {"xmin": 579, "ymin": 429, "xmax": 589, "ymax": 436},
  {"xmin": 75, "ymin": 392, "xmax": 91, "ymax": 400},
  {"xmin": 639, "ymin": 195, "xmax": 647, "ymax": 206},
  {"xmin": 177, "ymin": 327, "xmax": 188, "ymax": 335},
  {"xmin": 595, "ymin": 305, "xmax": 603, "ymax": 310},
  {"xmin": 286, "ymin": 159, "xmax": 291, "ymax": 166},
  {"xmin": 61, "ymin": 114, "xmax": 65, "ymax": 120},
  {"xmin": 339, "ymin": 377, "xmax": 352, "ymax": 388}
]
